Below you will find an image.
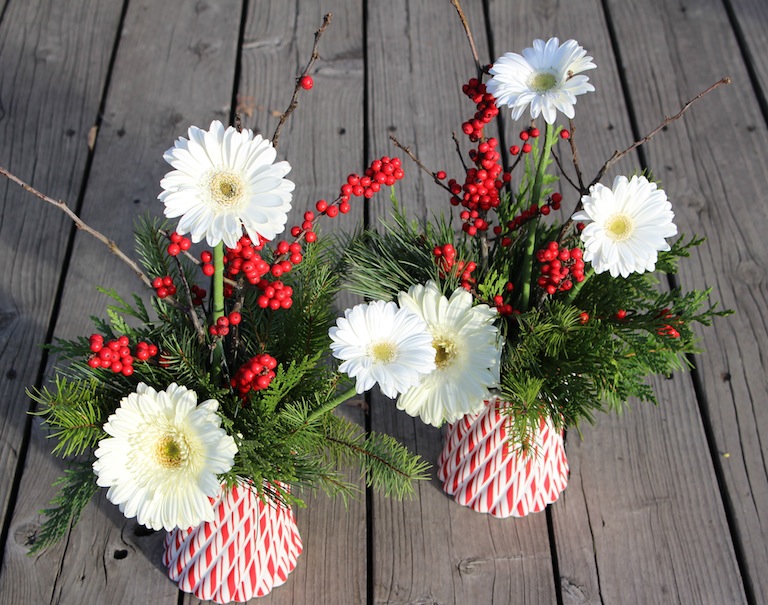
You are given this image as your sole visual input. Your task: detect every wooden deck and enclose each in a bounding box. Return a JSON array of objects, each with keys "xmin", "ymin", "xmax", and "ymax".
[{"xmin": 1, "ymin": 0, "xmax": 767, "ymax": 603}]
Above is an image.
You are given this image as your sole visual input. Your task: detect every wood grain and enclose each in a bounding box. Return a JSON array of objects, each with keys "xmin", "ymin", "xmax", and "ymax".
[
  {"xmin": 605, "ymin": 0, "xmax": 768, "ymax": 601},
  {"xmin": 0, "ymin": 0, "xmax": 125, "ymax": 599},
  {"xmin": 2, "ymin": 0, "xmax": 243, "ymax": 602}
]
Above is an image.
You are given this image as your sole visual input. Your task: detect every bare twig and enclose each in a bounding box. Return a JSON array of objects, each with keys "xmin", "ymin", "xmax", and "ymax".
[
  {"xmin": 271, "ymin": 13, "xmax": 333, "ymax": 150},
  {"xmin": 450, "ymin": 0, "xmax": 483, "ymax": 79},
  {"xmin": 0, "ymin": 165, "xmax": 153, "ymax": 289},
  {"xmin": 567, "ymin": 119, "xmax": 586, "ymax": 192},
  {"xmin": 171, "ymin": 254, "xmax": 207, "ymax": 342},
  {"xmin": 589, "ymin": 77, "xmax": 731, "ymax": 187},
  {"xmin": 389, "ymin": 135, "xmax": 453, "ymax": 194},
  {"xmin": 551, "ymin": 149, "xmax": 580, "ymax": 193},
  {"xmin": 451, "ymin": 132, "xmax": 470, "ymax": 172}
]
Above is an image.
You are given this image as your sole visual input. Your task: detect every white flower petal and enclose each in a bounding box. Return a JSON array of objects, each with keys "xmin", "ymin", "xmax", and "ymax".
[
  {"xmin": 574, "ymin": 175, "xmax": 677, "ymax": 278},
  {"xmin": 93, "ymin": 382, "xmax": 237, "ymax": 531},
  {"xmin": 394, "ymin": 281, "xmax": 501, "ymax": 427},
  {"xmin": 488, "ymin": 38, "xmax": 595, "ymax": 124},
  {"xmin": 159, "ymin": 121, "xmax": 293, "ymax": 247},
  {"xmin": 330, "ymin": 300, "xmax": 436, "ymax": 398}
]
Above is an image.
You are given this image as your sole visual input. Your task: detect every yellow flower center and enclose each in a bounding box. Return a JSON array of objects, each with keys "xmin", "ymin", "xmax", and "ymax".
[
  {"xmin": 604, "ymin": 213, "xmax": 635, "ymax": 241},
  {"xmin": 369, "ymin": 341, "xmax": 397, "ymax": 364},
  {"xmin": 154, "ymin": 435, "xmax": 186, "ymax": 469},
  {"xmin": 208, "ymin": 171, "xmax": 245, "ymax": 208},
  {"xmin": 433, "ymin": 337, "xmax": 458, "ymax": 370},
  {"xmin": 530, "ymin": 71, "xmax": 558, "ymax": 93}
]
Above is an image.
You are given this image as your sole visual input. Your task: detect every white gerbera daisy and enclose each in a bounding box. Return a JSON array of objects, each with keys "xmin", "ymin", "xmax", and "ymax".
[
  {"xmin": 397, "ymin": 281, "xmax": 501, "ymax": 427},
  {"xmin": 572, "ymin": 175, "xmax": 678, "ymax": 278},
  {"xmin": 93, "ymin": 383, "xmax": 238, "ymax": 531},
  {"xmin": 487, "ymin": 38, "xmax": 596, "ymax": 124},
  {"xmin": 329, "ymin": 300, "xmax": 436, "ymax": 398},
  {"xmin": 159, "ymin": 120, "xmax": 294, "ymax": 248}
]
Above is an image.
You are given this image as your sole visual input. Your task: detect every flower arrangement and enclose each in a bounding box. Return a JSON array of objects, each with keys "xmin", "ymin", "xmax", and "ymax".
[
  {"xmin": 329, "ymin": 8, "xmax": 730, "ymax": 515},
  {"xmin": 0, "ymin": 14, "xmax": 432, "ymax": 600}
]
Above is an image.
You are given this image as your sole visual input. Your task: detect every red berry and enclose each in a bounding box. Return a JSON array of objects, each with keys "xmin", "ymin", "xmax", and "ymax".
[{"xmin": 300, "ymin": 75, "xmax": 313, "ymax": 90}]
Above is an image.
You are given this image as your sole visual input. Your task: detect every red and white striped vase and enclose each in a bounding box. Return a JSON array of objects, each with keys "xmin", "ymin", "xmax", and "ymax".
[
  {"xmin": 437, "ymin": 398, "xmax": 569, "ymax": 518},
  {"xmin": 163, "ymin": 482, "xmax": 302, "ymax": 603}
]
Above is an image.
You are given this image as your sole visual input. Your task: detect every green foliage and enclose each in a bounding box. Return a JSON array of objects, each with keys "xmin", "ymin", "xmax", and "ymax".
[
  {"xmin": 340, "ymin": 179, "xmax": 731, "ymax": 445},
  {"xmin": 29, "ymin": 378, "xmax": 106, "ymax": 457},
  {"xmin": 31, "ymin": 217, "xmax": 429, "ymax": 551}
]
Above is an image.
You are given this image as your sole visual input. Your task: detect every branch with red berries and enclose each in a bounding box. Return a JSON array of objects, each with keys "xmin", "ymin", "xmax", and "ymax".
[{"xmin": 271, "ymin": 12, "xmax": 333, "ymax": 150}]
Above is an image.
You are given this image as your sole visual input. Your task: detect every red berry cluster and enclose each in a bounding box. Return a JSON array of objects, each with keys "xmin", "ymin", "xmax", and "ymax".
[
  {"xmin": 152, "ymin": 275, "xmax": 177, "ymax": 298},
  {"xmin": 86, "ymin": 334, "xmax": 158, "ymax": 376},
  {"xmin": 536, "ymin": 241, "xmax": 586, "ymax": 295},
  {"xmin": 231, "ymin": 354, "xmax": 278, "ymax": 397},
  {"xmin": 655, "ymin": 308, "xmax": 682, "ymax": 338},
  {"xmin": 209, "ymin": 311, "xmax": 242, "ymax": 337},
  {"xmin": 256, "ymin": 280, "xmax": 293, "ymax": 310},
  {"xmin": 338, "ymin": 157, "xmax": 404, "ymax": 202},
  {"xmin": 509, "ymin": 126, "xmax": 541, "ymax": 156},
  {"xmin": 494, "ymin": 193, "xmax": 563, "ymax": 246},
  {"xmin": 219, "ymin": 236, "xmax": 270, "ymax": 286},
  {"xmin": 199, "ymin": 235, "xmax": 301, "ymax": 309},
  {"xmin": 448, "ymin": 139, "xmax": 506, "ymax": 236},
  {"xmin": 432, "ymin": 244, "xmax": 477, "ymax": 290},
  {"xmin": 492, "ymin": 282, "xmax": 517, "ymax": 316},
  {"xmin": 460, "ymin": 78, "xmax": 499, "ymax": 141},
  {"xmin": 289, "ymin": 157, "xmax": 405, "ymax": 246},
  {"xmin": 167, "ymin": 231, "xmax": 192, "ymax": 257}
]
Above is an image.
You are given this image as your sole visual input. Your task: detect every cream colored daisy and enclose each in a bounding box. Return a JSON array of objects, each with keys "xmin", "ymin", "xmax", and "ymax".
[
  {"xmin": 329, "ymin": 300, "xmax": 436, "ymax": 398},
  {"xmin": 573, "ymin": 175, "xmax": 678, "ymax": 278},
  {"xmin": 93, "ymin": 383, "xmax": 237, "ymax": 531},
  {"xmin": 159, "ymin": 120, "xmax": 294, "ymax": 248},
  {"xmin": 396, "ymin": 281, "xmax": 501, "ymax": 427},
  {"xmin": 487, "ymin": 38, "xmax": 596, "ymax": 124}
]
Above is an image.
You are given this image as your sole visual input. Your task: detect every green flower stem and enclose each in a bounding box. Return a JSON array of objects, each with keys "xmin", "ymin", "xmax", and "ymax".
[
  {"xmin": 211, "ymin": 242, "xmax": 225, "ymax": 381},
  {"xmin": 518, "ymin": 123, "xmax": 555, "ymax": 311},
  {"xmin": 306, "ymin": 385, "xmax": 358, "ymax": 425},
  {"xmin": 212, "ymin": 243, "xmax": 225, "ymax": 322}
]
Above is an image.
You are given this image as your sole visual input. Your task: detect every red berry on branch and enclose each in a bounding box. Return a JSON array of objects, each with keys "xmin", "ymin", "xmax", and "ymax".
[{"xmin": 300, "ymin": 75, "xmax": 313, "ymax": 90}]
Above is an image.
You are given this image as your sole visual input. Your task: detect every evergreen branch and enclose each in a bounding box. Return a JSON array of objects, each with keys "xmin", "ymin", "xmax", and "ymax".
[{"xmin": 28, "ymin": 378, "xmax": 106, "ymax": 457}]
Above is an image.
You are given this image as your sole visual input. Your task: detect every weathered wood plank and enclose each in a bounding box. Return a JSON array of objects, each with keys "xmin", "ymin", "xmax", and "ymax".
[
  {"xmin": 730, "ymin": 0, "xmax": 768, "ymax": 107},
  {"xmin": 367, "ymin": 3, "xmax": 557, "ymax": 603},
  {"xmin": 604, "ymin": 0, "xmax": 768, "ymax": 602},
  {"xmin": 186, "ymin": 2, "xmax": 369, "ymax": 602},
  {"xmin": 1, "ymin": 0, "xmax": 243, "ymax": 602},
  {"xmin": 0, "ymin": 0, "xmax": 125, "ymax": 598},
  {"xmin": 487, "ymin": 0, "xmax": 748, "ymax": 603}
]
